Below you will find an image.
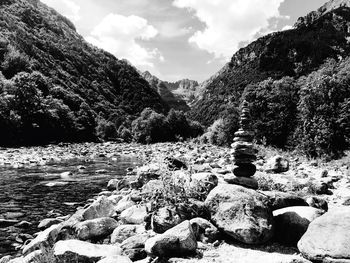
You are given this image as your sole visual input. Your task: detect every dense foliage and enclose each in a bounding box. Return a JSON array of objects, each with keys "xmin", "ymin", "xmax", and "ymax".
[
  {"xmin": 190, "ymin": 5, "xmax": 350, "ymax": 157},
  {"xmin": 0, "ymin": 0, "xmax": 167, "ymax": 145},
  {"xmin": 131, "ymin": 108, "xmax": 203, "ymax": 144}
]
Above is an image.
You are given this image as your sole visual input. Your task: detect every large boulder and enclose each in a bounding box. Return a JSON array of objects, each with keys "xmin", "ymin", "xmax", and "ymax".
[
  {"xmin": 205, "ymin": 184, "xmax": 274, "ymax": 244},
  {"xmin": 120, "ymin": 233, "xmax": 152, "ymax": 261},
  {"xmin": 54, "ymin": 240, "xmax": 121, "ymax": 263},
  {"xmin": 190, "ymin": 173, "xmax": 218, "ymax": 194},
  {"xmin": 82, "ymin": 196, "xmax": 119, "ymax": 220},
  {"xmin": 111, "ymin": 224, "xmax": 146, "ymax": 244},
  {"xmin": 120, "ymin": 205, "xmax": 148, "ymax": 225},
  {"xmin": 116, "ymin": 196, "xmax": 136, "ymax": 214},
  {"xmin": 145, "ymin": 220, "xmax": 197, "ymax": 257},
  {"xmin": 265, "ymin": 156, "xmax": 289, "ymax": 173},
  {"xmin": 263, "ymin": 191, "xmax": 308, "ymax": 210},
  {"xmin": 22, "ymin": 224, "xmax": 62, "ymax": 255},
  {"xmin": 74, "ymin": 217, "xmax": 119, "ymax": 241},
  {"xmin": 273, "ymin": 206, "xmax": 325, "ymax": 245},
  {"xmin": 298, "ymin": 207, "xmax": 350, "ymax": 263}
]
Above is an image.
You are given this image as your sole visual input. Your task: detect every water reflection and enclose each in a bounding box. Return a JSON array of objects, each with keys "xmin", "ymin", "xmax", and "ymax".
[{"xmin": 0, "ymin": 155, "xmax": 140, "ymax": 256}]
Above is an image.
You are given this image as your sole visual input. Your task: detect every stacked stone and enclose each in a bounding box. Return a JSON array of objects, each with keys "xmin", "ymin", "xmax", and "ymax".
[{"xmin": 231, "ymin": 100, "xmax": 257, "ymax": 178}]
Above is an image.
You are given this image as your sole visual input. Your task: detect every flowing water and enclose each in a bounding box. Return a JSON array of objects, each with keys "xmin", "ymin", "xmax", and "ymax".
[{"xmin": 0, "ymin": 155, "xmax": 141, "ymax": 257}]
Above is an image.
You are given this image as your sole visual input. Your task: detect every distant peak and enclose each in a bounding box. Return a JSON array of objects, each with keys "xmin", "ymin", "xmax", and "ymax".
[
  {"xmin": 295, "ymin": 0, "xmax": 350, "ymax": 27},
  {"xmin": 321, "ymin": 0, "xmax": 350, "ymax": 13}
]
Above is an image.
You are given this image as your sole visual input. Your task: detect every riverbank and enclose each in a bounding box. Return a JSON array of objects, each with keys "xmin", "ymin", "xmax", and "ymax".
[{"xmin": 0, "ymin": 142, "xmax": 350, "ymax": 263}]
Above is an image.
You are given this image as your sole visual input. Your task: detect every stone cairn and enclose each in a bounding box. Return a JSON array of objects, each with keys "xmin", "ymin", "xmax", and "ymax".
[{"xmin": 231, "ymin": 100, "xmax": 258, "ymax": 187}]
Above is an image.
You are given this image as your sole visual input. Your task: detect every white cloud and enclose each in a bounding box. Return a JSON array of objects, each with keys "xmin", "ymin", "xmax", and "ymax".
[
  {"xmin": 173, "ymin": 0, "xmax": 285, "ymax": 60},
  {"xmin": 85, "ymin": 13, "xmax": 162, "ymax": 68},
  {"xmin": 41, "ymin": 0, "xmax": 81, "ymax": 22},
  {"xmin": 282, "ymin": 25, "xmax": 293, "ymax": 31}
]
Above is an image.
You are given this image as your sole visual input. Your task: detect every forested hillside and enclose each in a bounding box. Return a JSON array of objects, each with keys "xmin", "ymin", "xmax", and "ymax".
[
  {"xmin": 0, "ymin": 0, "xmax": 168, "ymax": 145},
  {"xmin": 190, "ymin": 1, "xmax": 350, "ymax": 157}
]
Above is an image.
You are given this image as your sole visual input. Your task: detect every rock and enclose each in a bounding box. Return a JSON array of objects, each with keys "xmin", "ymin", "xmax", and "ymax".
[
  {"xmin": 165, "ymin": 157, "xmax": 187, "ymax": 170},
  {"xmin": 116, "ymin": 196, "xmax": 136, "ymax": 213},
  {"xmin": 298, "ymin": 207, "xmax": 350, "ymax": 263},
  {"xmin": 273, "ymin": 206, "xmax": 325, "ymax": 245},
  {"xmin": 314, "ymin": 182, "xmax": 330, "ymax": 195},
  {"xmin": 22, "ymin": 224, "xmax": 62, "ymax": 255},
  {"xmin": 265, "ymin": 156, "xmax": 289, "ymax": 173},
  {"xmin": 38, "ymin": 218, "xmax": 63, "ymax": 230},
  {"xmin": 136, "ymin": 164, "xmax": 160, "ymax": 186},
  {"xmin": 305, "ymin": 196, "xmax": 328, "ymax": 211},
  {"xmin": 54, "ymin": 240, "xmax": 121, "ymax": 262},
  {"xmin": 74, "ymin": 217, "xmax": 118, "ymax": 241},
  {"xmin": 82, "ymin": 196, "xmax": 118, "ymax": 220},
  {"xmin": 224, "ymin": 174, "xmax": 258, "ymax": 189},
  {"xmin": 111, "ymin": 224, "xmax": 146, "ymax": 244},
  {"xmin": 15, "ymin": 221, "xmax": 32, "ymax": 229},
  {"xmin": 151, "ymin": 206, "xmax": 184, "ymax": 233},
  {"xmin": 97, "ymin": 256, "xmax": 132, "ymax": 263},
  {"xmin": 107, "ymin": 179, "xmax": 130, "ymax": 191},
  {"xmin": 232, "ymin": 163, "xmax": 257, "ymax": 177},
  {"xmin": 205, "ymin": 184, "xmax": 274, "ymax": 244},
  {"xmin": 0, "ymin": 256, "xmax": 12, "ymax": 263},
  {"xmin": 190, "ymin": 217, "xmax": 219, "ymax": 243},
  {"xmin": 122, "ymin": 248, "xmax": 147, "ymax": 261},
  {"xmin": 120, "ymin": 205, "xmax": 148, "ymax": 225},
  {"xmin": 263, "ymin": 191, "xmax": 308, "ymax": 210},
  {"xmin": 145, "ymin": 220, "xmax": 197, "ymax": 257},
  {"xmin": 121, "ymin": 233, "xmax": 152, "ymax": 250}
]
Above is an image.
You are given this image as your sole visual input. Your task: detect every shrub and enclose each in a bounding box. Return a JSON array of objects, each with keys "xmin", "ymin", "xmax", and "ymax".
[
  {"xmin": 1, "ymin": 45, "xmax": 31, "ymax": 79},
  {"xmin": 201, "ymin": 117, "xmax": 239, "ymax": 146}
]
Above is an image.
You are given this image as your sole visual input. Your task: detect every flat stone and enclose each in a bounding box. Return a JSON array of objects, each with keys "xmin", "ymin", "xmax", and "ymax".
[
  {"xmin": 224, "ymin": 175, "xmax": 258, "ymax": 189},
  {"xmin": 233, "ymin": 163, "xmax": 256, "ymax": 177}
]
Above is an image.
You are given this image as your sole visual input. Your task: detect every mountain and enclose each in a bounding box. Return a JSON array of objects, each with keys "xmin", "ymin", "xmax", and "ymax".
[
  {"xmin": 141, "ymin": 71, "xmax": 190, "ymax": 111},
  {"xmin": 164, "ymin": 79, "xmax": 201, "ymax": 106},
  {"xmin": 0, "ymin": 0, "xmax": 167, "ymax": 145},
  {"xmin": 189, "ymin": 0, "xmax": 350, "ymax": 126}
]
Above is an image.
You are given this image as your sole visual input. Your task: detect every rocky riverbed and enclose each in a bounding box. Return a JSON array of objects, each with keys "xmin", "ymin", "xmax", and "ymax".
[{"xmin": 0, "ymin": 142, "xmax": 350, "ymax": 263}]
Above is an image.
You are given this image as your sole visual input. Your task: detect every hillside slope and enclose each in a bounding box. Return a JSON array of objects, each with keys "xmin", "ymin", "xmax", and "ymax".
[
  {"xmin": 190, "ymin": 1, "xmax": 350, "ymax": 126},
  {"xmin": 0, "ymin": 0, "xmax": 167, "ymax": 145}
]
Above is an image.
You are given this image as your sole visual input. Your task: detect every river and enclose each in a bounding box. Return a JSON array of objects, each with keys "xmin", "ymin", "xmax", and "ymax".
[{"xmin": 0, "ymin": 154, "xmax": 140, "ymax": 257}]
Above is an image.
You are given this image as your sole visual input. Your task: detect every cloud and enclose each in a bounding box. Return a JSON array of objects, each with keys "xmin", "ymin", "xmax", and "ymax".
[
  {"xmin": 85, "ymin": 13, "xmax": 162, "ymax": 68},
  {"xmin": 41, "ymin": 0, "xmax": 81, "ymax": 22},
  {"xmin": 173, "ymin": 0, "xmax": 285, "ymax": 60}
]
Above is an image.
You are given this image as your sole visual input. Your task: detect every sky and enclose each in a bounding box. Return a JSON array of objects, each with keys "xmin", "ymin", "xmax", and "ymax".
[{"xmin": 40, "ymin": 0, "xmax": 327, "ymax": 82}]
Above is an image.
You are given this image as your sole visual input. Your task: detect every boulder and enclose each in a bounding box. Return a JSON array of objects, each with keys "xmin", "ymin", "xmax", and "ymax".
[
  {"xmin": 205, "ymin": 184, "xmax": 274, "ymax": 244},
  {"xmin": 74, "ymin": 217, "xmax": 118, "ymax": 241},
  {"xmin": 273, "ymin": 206, "xmax": 325, "ymax": 245},
  {"xmin": 265, "ymin": 156, "xmax": 289, "ymax": 173},
  {"xmin": 82, "ymin": 196, "xmax": 118, "ymax": 220},
  {"xmin": 151, "ymin": 206, "xmax": 184, "ymax": 233},
  {"xmin": 263, "ymin": 191, "xmax": 308, "ymax": 210},
  {"xmin": 190, "ymin": 217, "xmax": 219, "ymax": 243},
  {"xmin": 145, "ymin": 220, "xmax": 197, "ymax": 257},
  {"xmin": 116, "ymin": 197, "xmax": 136, "ymax": 214},
  {"xmin": 111, "ymin": 225, "xmax": 146, "ymax": 244},
  {"xmin": 120, "ymin": 206, "xmax": 148, "ymax": 225},
  {"xmin": 38, "ymin": 218, "xmax": 63, "ymax": 230},
  {"xmin": 54, "ymin": 240, "xmax": 121, "ymax": 263},
  {"xmin": 298, "ymin": 207, "xmax": 350, "ymax": 263},
  {"xmin": 121, "ymin": 233, "xmax": 152, "ymax": 261},
  {"xmin": 22, "ymin": 224, "xmax": 62, "ymax": 255}
]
